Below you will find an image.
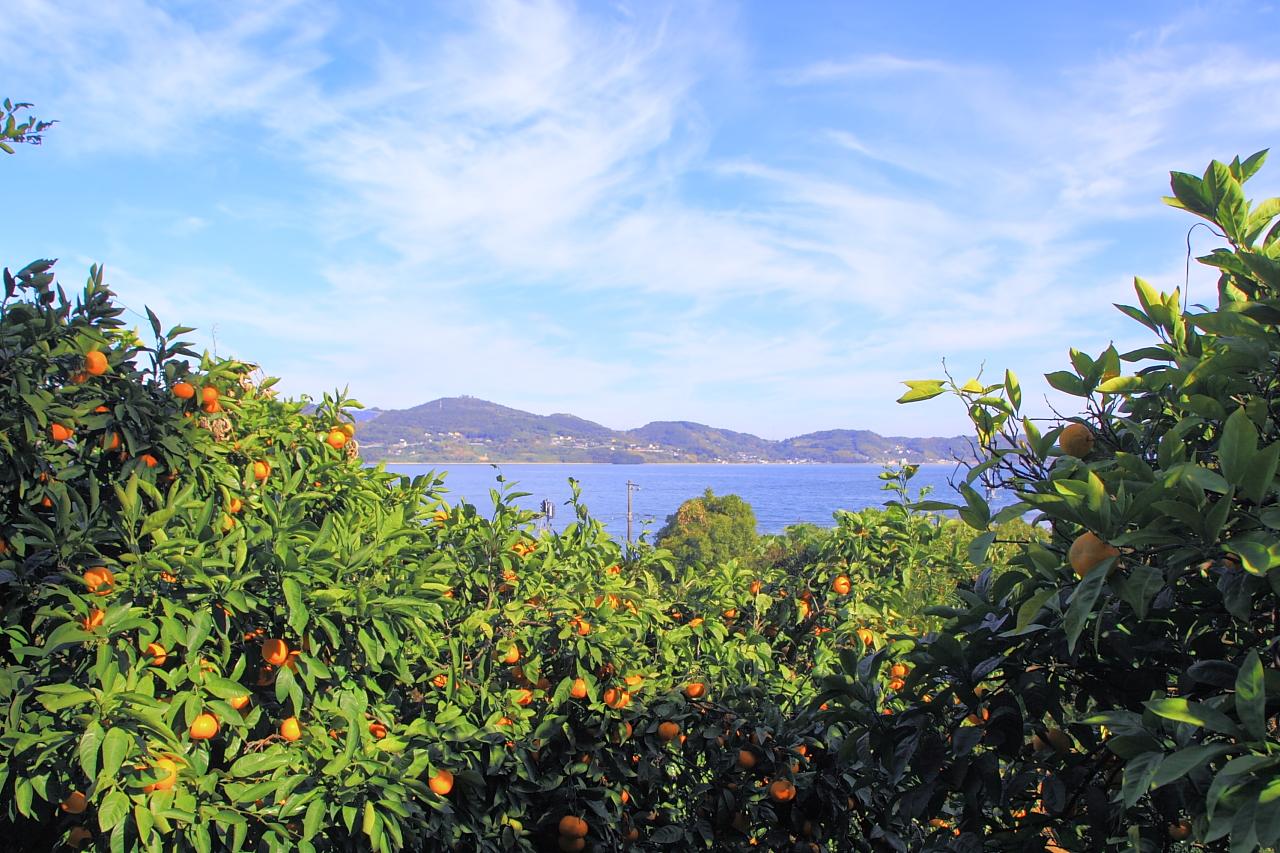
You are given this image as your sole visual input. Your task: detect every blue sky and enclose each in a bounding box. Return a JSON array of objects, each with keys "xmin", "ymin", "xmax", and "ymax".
[{"xmin": 3, "ymin": 0, "xmax": 1279, "ymax": 438}]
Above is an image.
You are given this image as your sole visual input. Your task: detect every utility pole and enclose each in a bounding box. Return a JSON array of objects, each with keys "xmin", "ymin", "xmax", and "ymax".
[{"xmin": 625, "ymin": 481, "xmax": 640, "ymax": 544}]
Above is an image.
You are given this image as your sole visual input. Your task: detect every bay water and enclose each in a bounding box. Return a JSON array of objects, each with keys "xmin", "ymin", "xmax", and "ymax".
[{"xmin": 379, "ymin": 462, "xmax": 994, "ymax": 537}]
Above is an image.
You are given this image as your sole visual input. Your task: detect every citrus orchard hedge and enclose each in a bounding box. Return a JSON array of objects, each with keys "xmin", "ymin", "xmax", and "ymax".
[
  {"xmin": 3, "ymin": 146, "xmax": 1278, "ymax": 852},
  {"xmin": 0, "ymin": 263, "xmax": 1016, "ymax": 852}
]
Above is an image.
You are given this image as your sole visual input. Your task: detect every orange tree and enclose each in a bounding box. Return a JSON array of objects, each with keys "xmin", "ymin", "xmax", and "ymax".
[
  {"xmin": 0, "ymin": 264, "xmax": 1024, "ymax": 851},
  {"xmin": 0, "ymin": 258, "xmax": 1020, "ymax": 849},
  {"xmin": 811, "ymin": 152, "xmax": 1280, "ymax": 850}
]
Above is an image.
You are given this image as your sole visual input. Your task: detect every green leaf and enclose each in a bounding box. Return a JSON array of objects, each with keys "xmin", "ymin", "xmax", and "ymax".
[
  {"xmin": 1152, "ymin": 743, "xmax": 1235, "ymax": 789},
  {"xmin": 1014, "ymin": 586, "xmax": 1057, "ymax": 631},
  {"xmin": 303, "ymin": 798, "xmax": 325, "ymax": 840},
  {"xmin": 283, "ymin": 577, "xmax": 307, "ymax": 635},
  {"xmin": 1096, "ymin": 375, "xmax": 1144, "ymax": 393},
  {"xmin": 1118, "ymin": 565, "xmax": 1164, "ymax": 622},
  {"xmin": 1045, "ymin": 370, "xmax": 1086, "ymax": 396},
  {"xmin": 229, "ymin": 751, "xmax": 294, "ymax": 778},
  {"xmin": 1004, "ymin": 370, "xmax": 1021, "ymax": 411},
  {"xmin": 1220, "ymin": 408, "xmax": 1259, "ymax": 488},
  {"xmin": 1145, "ymin": 698, "xmax": 1242, "ymax": 737},
  {"xmin": 1122, "ymin": 751, "xmax": 1163, "ymax": 808},
  {"xmin": 897, "ymin": 380, "xmax": 945, "ymax": 404},
  {"xmin": 79, "ymin": 720, "xmax": 104, "ymax": 780},
  {"xmin": 1242, "ymin": 442, "xmax": 1280, "ymax": 506},
  {"xmin": 185, "ymin": 609, "xmax": 213, "ymax": 654},
  {"xmin": 1236, "ymin": 650, "xmax": 1266, "ymax": 741},
  {"xmin": 1169, "ymin": 172, "xmax": 1213, "ymax": 217},
  {"xmin": 1064, "ymin": 562, "xmax": 1110, "ymax": 653},
  {"xmin": 100, "ymin": 726, "xmax": 130, "ymax": 781},
  {"xmin": 98, "ymin": 789, "xmax": 129, "ymax": 832},
  {"xmin": 1227, "ymin": 538, "xmax": 1280, "ymax": 575},
  {"xmin": 205, "ymin": 676, "xmax": 251, "ymax": 700}
]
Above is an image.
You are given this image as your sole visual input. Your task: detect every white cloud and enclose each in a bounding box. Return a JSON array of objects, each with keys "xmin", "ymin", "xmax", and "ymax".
[
  {"xmin": 781, "ymin": 54, "xmax": 953, "ymax": 85},
  {"xmin": 6, "ymin": 1, "xmax": 1280, "ymax": 438}
]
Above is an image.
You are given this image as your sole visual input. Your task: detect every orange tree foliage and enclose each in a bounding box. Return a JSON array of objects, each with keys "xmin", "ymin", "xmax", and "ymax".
[
  {"xmin": 829, "ymin": 151, "xmax": 1280, "ymax": 851},
  {"xmin": 0, "ymin": 265, "xmax": 991, "ymax": 850}
]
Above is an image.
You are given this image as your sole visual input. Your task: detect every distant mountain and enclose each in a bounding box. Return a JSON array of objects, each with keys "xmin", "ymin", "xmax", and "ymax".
[{"xmin": 354, "ymin": 396, "xmax": 973, "ymax": 465}]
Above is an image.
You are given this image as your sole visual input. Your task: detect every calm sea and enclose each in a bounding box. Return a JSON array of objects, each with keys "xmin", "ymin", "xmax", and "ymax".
[{"xmin": 378, "ymin": 462, "xmax": 995, "ymax": 536}]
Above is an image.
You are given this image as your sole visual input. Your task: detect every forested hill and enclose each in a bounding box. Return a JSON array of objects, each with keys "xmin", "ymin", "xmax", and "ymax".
[{"xmin": 354, "ymin": 396, "xmax": 972, "ymax": 464}]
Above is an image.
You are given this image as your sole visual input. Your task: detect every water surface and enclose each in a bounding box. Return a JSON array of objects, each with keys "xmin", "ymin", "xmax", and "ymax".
[{"xmin": 379, "ymin": 462, "xmax": 989, "ymax": 536}]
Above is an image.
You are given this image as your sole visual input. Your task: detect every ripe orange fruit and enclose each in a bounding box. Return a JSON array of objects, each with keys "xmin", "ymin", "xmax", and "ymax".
[
  {"xmin": 140, "ymin": 453, "xmax": 159, "ymax": 468},
  {"xmin": 856, "ymin": 628, "xmax": 875, "ymax": 647},
  {"xmin": 189, "ymin": 712, "xmax": 219, "ymax": 740},
  {"xmin": 229, "ymin": 695, "xmax": 250, "ymax": 710},
  {"xmin": 253, "ymin": 460, "xmax": 271, "ymax": 481},
  {"xmin": 279, "ymin": 717, "xmax": 302, "ymax": 741},
  {"xmin": 340, "ymin": 423, "xmax": 355, "ymax": 438},
  {"xmin": 202, "ymin": 400, "xmax": 222, "ymax": 414},
  {"xmin": 575, "ymin": 620, "xmax": 591, "ymax": 636},
  {"xmin": 102, "ymin": 432, "xmax": 121, "ymax": 451},
  {"xmin": 172, "ymin": 381, "xmax": 195, "ymax": 399},
  {"xmin": 83, "ymin": 566, "xmax": 114, "ymax": 595},
  {"xmin": 325, "ymin": 429, "xmax": 347, "ymax": 450},
  {"xmin": 657, "ymin": 721, "xmax": 680, "ymax": 742},
  {"xmin": 369, "ymin": 722, "xmax": 388, "ymax": 739},
  {"xmin": 570, "ymin": 678, "xmax": 588, "ymax": 699},
  {"xmin": 145, "ymin": 642, "xmax": 167, "ymax": 666},
  {"xmin": 50, "ymin": 423, "xmax": 73, "ymax": 442},
  {"xmin": 832, "ymin": 575, "xmax": 852, "ymax": 595},
  {"xmin": 1168, "ymin": 820, "xmax": 1191, "ymax": 841},
  {"xmin": 1059, "ymin": 422, "xmax": 1095, "ymax": 458},
  {"xmin": 1069, "ymin": 532, "xmax": 1120, "ymax": 578},
  {"xmin": 67, "ymin": 826, "xmax": 92, "ymax": 848},
  {"xmin": 428, "ymin": 768, "xmax": 454, "ymax": 796},
  {"xmin": 1031, "ymin": 728, "xmax": 1073, "ymax": 754},
  {"xmin": 201, "ymin": 386, "xmax": 219, "ymax": 404},
  {"xmin": 261, "ymin": 638, "xmax": 289, "ymax": 665},
  {"xmin": 432, "ymin": 674, "xmax": 448, "ymax": 688},
  {"xmin": 890, "ymin": 663, "xmax": 909, "ymax": 678},
  {"xmin": 502, "ymin": 645, "xmax": 521, "ymax": 664},
  {"xmin": 737, "ymin": 749, "xmax": 757, "ymax": 770},
  {"xmin": 61, "ymin": 791, "xmax": 88, "ymax": 814},
  {"xmin": 81, "ymin": 608, "xmax": 105, "ymax": 630},
  {"xmin": 228, "ymin": 497, "xmax": 243, "ymax": 514},
  {"xmin": 143, "ymin": 756, "xmax": 178, "ymax": 792},
  {"xmin": 85, "ymin": 350, "xmax": 109, "ymax": 376},
  {"xmin": 558, "ymin": 815, "xmax": 589, "ymax": 838},
  {"xmin": 685, "ymin": 682, "xmax": 706, "ymax": 699},
  {"xmin": 796, "ymin": 600, "xmax": 811, "ymax": 620},
  {"xmin": 515, "ymin": 689, "xmax": 534, "ymax": 706},
  {"xmin": 625, "ymin": 674, "xmax": 644, "ymax": 688},
  {"xmin": 768, "ymin": 779, "xmax": 796, "ymax": 803}
]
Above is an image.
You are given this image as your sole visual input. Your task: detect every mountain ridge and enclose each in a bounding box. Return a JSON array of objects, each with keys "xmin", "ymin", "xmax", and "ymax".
[{"xmin": 353, "ymin": 396, "xmax": 973, "ymax": 464}]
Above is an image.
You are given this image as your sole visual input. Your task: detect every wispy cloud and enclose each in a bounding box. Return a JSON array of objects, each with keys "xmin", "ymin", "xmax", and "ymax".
[
  {"xmin": 4, "ymin": 1, "xmax": 1279, "ymax": 438},
  {"xmin": 780, "ymin": 54, "xmax": 952, "ymax": 85}
]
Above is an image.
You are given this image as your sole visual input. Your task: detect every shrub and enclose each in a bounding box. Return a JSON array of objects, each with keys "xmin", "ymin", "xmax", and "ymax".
[{"xmin": 655, "ymin": 489, "xmax": 760, "ymax": 569}]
